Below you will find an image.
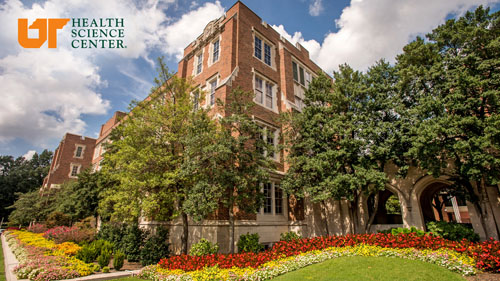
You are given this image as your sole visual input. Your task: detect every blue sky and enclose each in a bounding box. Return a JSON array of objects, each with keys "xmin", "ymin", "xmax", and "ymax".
[{"xmin": 1, "ymin": 0, "xmax": 499, "ymax": 158}]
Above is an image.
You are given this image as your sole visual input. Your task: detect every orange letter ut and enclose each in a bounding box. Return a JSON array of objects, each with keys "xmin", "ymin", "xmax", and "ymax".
[{"xmin": 18, "ymin": 18, "xmax": 70, "ymax": 48}]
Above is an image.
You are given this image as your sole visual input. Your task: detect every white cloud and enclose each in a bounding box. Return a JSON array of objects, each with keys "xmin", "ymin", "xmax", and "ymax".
[
  {"xmin": 0, "ymin": 0, "xmax": 224, "ymax": 148},
  {"xmin": 274, "ymin": 0, "xmax": 500, "ymax": 73},
  {"xmin": 0, "ymin": 49, "xmax": 109, "ymax": 145},
  {"xmin": 309, "ymin": 0, "xmax": 323, "ymax": 17},
  {"xmin": 159, "ymin": 1, "xmax": 225, "ymax": 60},
  {"xmin": 23, "ymin": 150, "xmax": 36, "ymax": 160}
]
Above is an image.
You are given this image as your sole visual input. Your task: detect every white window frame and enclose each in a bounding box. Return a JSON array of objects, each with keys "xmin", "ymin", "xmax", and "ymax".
[
  {"xmin": 260, "ymin": 182, "xmax": 285, "ymax": 216},
  {"xmin": 253, "ymin": 30, "xmax": 275, "ymax": 70},
  {"xmin": 74, "ymin": 144, "xmax": 85, "ymax": 159},
  {"xmin": 208, "ymin": 35, "xmax": 221, "ymax": 66},
  {"xmin": 256, "ymin": 122, "xmax": 280, "ymax": 162},
  {"xmin": 253, "ymin": 72, "xmax": 278, "ymax": 113},
  {"xmin": 205, "ymin": 75, "xmax": 219, "ymax": 108},
  {"xmin": 191, "ymin": 87, "xmax": 201, "ymax": 111},
  {"xmin": 69, "ymin": 163, "xmax": 81, "ymax": 178},
  {"xmin": 292, "ymin": 59, "xmax": 314, "ymax": 87},
  {"xmin": 193, "ymin": 49, "xmax": 204, "ymax": 76}
]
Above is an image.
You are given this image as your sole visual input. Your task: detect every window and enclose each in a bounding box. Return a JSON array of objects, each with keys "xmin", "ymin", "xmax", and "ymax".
[
  {"xmin": 254, "ymin": 74, "xmax": 275, "ymax": 110},
  {"xmin": 263, "ymin": 183, "xmax": 272, "ymax": 214},
  {"xmin": 254, "ymin": 34, "xmax": 273, "ymax": 67},
  {"xmin": 255, "ymin": 76, "xmax": 263, "ymax": 104},
  {"xmin": 69, "ymin": 164, "xmax": 81, "ymax": 178},
  {"xmin": 254, "ymin": 36, "xmax": 262, "ymax": 59},
  {"xmin": 209, "ymin": 78, "xmax": 217, "ymax": 106},
  {"xmin": 275, "ymin": 184, "xmax": 283, "ymax": 214},
  {"xmin": 257, "ymin": 125, "xmax": 279, "ymax": 160},
  {"xmin": 196, "ymin": 53, "xmax": 203, "ymax": 75},
  {"xmin": 75, "ymin": 146, "xmax": 83, "ymax": 157},
  {"xmin": 193, "ymin": 90, "xmax": 200, "ymax": 110},
  {"xmin": 212, "ymin": 40, "xmax": 220, "ymax": 63},
  {"xmin": 261, "ymin": 182, "xmax": 284, "ymax": 215},
  {"xmin": 74, "ymin": 145, "xmax": 84, "ymax": 158},
  {"xmin": 264, "ymin": 43, "xmax": 271, "ymax": 66},
  {"xmin": 292, "ymin": 61, "xmax": 298, "ymax": 81},
  {"xmin": 292, "ymin": 60, "xmax": 312, "ymax": 86}
]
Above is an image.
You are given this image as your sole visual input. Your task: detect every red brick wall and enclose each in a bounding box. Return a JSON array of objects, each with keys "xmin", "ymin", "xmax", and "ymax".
[{"xmin": 44, "ymin": 133, "xmax": 96, "ymax": 188}]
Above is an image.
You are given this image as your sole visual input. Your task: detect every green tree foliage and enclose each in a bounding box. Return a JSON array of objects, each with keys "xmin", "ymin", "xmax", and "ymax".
[
  {"xmin": 99, "ymin": 57, "xmax": 221, "ymax": 254},
  {"xmin": 397, "ymin": 6, "xmax": 500, "ymax": 238},
  {"xmin": 8, "ymin": 188, "xmax": 58, "ymax": 226},
  {"xmin": 282, "ymin": 67, "xmax": 401, "ymax": 234},
  {"xmin": 211, "ymin": 88, "xmax": 275, "ymax": 253},
  {"xmin": 0, "ymin": 150, "xmax": 52, "ymax": 221}
]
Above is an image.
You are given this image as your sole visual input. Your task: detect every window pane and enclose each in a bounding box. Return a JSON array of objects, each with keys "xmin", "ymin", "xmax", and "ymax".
[
  {"xmin": 254, "ymin": 36, "xmax": 262, "ymax": 59},
  {"xmin": 299, "ymin": 66, "xmax": 305, "ymax": 85},
  {"xmin": 292, "ymin": 61, "xmax": 298, "ymax": 81},
  {"xmin": 264, "ymin": 183, "xmax": 272, "ymax": 214},
  {"xmin": 305, "ymin": 71, "xmax": 311, "ymax": 87},
  {"xmin": 265, "ymin": 82, "xmax": 273, "ymax": 108},
  {"xmin": 210, "ymin": 80, "xmax": 217, "ymax": 106},
  {"xmin": 275, "ymin": 184, "xmax": 283, "ymax": 214},
  {"xmin": 213, "ymin": 40, "xmax": 219, "ymax": 63},
  {"xmin": 255, "ymin": 76, "xmax": 263, "ymax": 103},
  {"xmin": 75, "ymin": 146, "xmax": 83, "ymax": 157},
  {"xmin": 197, "ymin": 53, "xmax": 203, "ymax": 74},
  {"xmin": 266, "ymin": 129, "xmax": 275, "ymax": 158},
  {"xmin": 193, "ymin": 91, "xmax": 199, "ymax": 110},
  {"xmin": 264, "ymin": 43, "xmax": 271, "ymax": 66},
  {"xmin": 71, "ymin": 166, "xmax": 79, "ymax": 177}
]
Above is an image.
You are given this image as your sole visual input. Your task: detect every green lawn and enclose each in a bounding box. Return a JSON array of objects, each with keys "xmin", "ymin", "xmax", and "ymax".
[
  {"xmin": 0, "ymin": 236, "xmax": 6, "ymax": 281},
  {"xmin": 115, "ymin": 256, "xmax": 466, "ymax": 281},
  {"xmin": 272, "ymin": 256, "xmax": 465, "ymax": 281}
]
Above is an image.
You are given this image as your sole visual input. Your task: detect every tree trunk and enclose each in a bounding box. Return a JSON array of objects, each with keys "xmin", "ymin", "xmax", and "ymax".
[
  {"xmin": 320, "ymin": 200, "xmax": 330, "ymax": 236},
  {"xmin": 349, "ymin": 200, "xmax": 358, "ymax": 234},
  {"xmin": 181, "ymin": 212, "xmax": 188, "ymax": 255},
  {"xmin": 228, "ymin": 207, "xmax": 235, "ymax": 253},
  {"xmin": 365, "ymin": 192, "xmax": 379, "ymax": 233}
]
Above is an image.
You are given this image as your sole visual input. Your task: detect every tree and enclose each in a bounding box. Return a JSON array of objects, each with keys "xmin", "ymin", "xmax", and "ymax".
[
  {"xmin": 282, "ymin": 67, "xmax": 404, "ymax": 234},
  {"xmin": 209, "ymin": 88, "xmax": 275, "ymax": 253},
  {"xmin": 8, "ymin": 188, "xmax": 59, "ymax": 226},
  {"xmin": 397, "ymin": 6, "xmax": 500, "ymax": 238},
  {"xmin": 0, "ymin": 150, "xmax": 52, "ymax": 221},
  {"xmin": 56, "ymin": 169, "xmax": 112, "ymax": 221},
  {"xmin": 99, "ymin": 57, "xmax": 218, "ymax": 254}
]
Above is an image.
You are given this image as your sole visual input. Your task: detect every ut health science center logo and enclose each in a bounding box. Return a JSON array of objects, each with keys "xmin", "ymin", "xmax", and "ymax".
[{"xmin": 18, "ymin": 17, "xmax": 127, "ymax": 49}]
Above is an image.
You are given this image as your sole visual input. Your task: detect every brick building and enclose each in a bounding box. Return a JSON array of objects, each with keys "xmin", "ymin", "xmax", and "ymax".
[
  {"xmin": 42, "ymin": 133, "xmax": 96, "ymax": 189},
  {"xmin": 91, "ymin": 111, "xmax": 126, "ymax": 172}
]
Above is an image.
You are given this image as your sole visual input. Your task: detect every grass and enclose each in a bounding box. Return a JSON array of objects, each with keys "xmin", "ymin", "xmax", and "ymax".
[
  {"xmin": 272, "ymin": 256, "xmax": 466, "ymax": 281},
  {"xmin": 0, "ymin": 235, "xmax": 6, "ymax": 281},
  {"xmin": 114, "ymin": 256, "xmax": 466, "ymax": 281}
]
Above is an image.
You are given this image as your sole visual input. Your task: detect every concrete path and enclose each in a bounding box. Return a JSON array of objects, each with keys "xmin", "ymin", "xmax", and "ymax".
[{"xmin": 1, "ymin": 233, "xmax": 141, "ymax": 281}]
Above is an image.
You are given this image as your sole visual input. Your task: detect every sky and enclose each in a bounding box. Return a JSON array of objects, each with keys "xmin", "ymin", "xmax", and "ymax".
[{"xmin": 1, "ymin": 0, "xmax": 500, "ymax": 159}]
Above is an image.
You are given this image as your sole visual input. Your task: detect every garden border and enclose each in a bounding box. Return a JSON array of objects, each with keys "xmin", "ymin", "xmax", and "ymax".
[{"xmin": 1, "ymin": 233, "xmax": 140, "ymax": 281}]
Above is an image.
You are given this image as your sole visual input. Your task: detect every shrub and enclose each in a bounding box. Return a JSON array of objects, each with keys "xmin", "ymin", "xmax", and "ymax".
[
  {"xmin": 113, "ymin": 250, "xmax": 125, "ymax": 270},
  {"xmin": 43, "ymin": 226, "xmax": 95, "ymax": 244},
  {"xmin": 97, "ymin": 249, "xmax": 112, "ymax": 268},
  {"xmin": 102, "ymin": 266, "xmax": 110, "ymax": 273},
  {"xmin": 121, "ymin": 224, "xmax": 146, "ymax": 262},
  {"xmin": 140, "ymin": 226, "xmax": 170, "ymax": 266},
  {"xmin": 280, "ymin": 231, "xmax": 302, "ymax": 242},
  {"xmin": 237, "ymin": 233, "xmax": 264, "ymax": 253},
  {"xmin": 96, "ymin": 223, "xmax": 125, "ymax": 249},
  {"xmin": 76, "ymin": 244, "xmax": 98, "ymax": 263},
  {"xmin": 45, "ymin": 211, "xmax": 71, "ymax": 228},
  {"xmin": 190, "ymin": 238, "xmax": 219, "ymax": 256},
  {"xmin": 75, "ymin": 239, "xmax": 113, "ymax": 263},
  {"xmin": 426, "ymin": 221, "xmax": 480, "ymax": 242},
  {"xmin": 27, "ymin": 223, "xmax": 48, "ymax": 233}
]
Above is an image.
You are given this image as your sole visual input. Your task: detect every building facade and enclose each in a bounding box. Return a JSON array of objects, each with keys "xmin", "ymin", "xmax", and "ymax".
[{"xmin": 43, "ymin": 133, "xmax": 96, "ymax": 189}]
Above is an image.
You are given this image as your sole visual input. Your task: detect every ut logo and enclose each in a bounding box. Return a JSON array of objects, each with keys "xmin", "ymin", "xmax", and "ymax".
[{"xmin": 18, "ymin": 18, "xmax": 70, "ymax": 48}]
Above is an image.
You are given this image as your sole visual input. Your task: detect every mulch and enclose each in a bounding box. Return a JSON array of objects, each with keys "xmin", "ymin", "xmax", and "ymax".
[{"xmin": 467, "ymin": 273, "xmax": 500, "ymax": 281}]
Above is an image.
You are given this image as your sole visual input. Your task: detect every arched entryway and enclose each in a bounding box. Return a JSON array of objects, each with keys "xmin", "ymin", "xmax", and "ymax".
[
  {"xmin": 419, "ymin": 182, "xmax": 472, "ymax": 225},
  {"xmin": 368, "ymin": 189, "xmax": 403, "ymax": 232}
]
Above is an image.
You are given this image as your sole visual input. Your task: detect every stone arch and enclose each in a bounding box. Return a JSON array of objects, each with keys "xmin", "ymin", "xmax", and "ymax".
[{"xmin": 367, "ymin": 186, "xmax": 404, "ymax": 232}]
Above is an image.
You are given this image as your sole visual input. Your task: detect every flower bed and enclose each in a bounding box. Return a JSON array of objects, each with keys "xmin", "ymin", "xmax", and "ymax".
[
  {"xmin": 5, "ymin": 230, "xmax": 98, "ymax": 281},
  {"xmin": 139, "ymin": 244, "xmax": 477, "ymax": 281},
  {"xmin": 137, "ymin": 233, "xmax": 500, "ymax": 281}
]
